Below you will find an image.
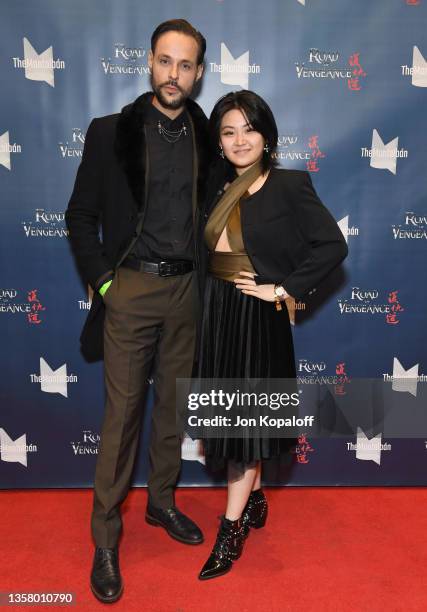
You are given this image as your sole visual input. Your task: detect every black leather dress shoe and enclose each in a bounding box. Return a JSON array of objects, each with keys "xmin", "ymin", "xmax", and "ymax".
[
  {"xmin": 90, "ymin": 547, "xmax": 123, "ymax": 604},
  {"xmin": 145, "ymin": 503, "xmax": 204, "ymax": 545}
]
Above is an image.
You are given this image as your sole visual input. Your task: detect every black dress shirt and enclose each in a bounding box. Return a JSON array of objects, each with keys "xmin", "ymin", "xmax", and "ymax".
[{"xmin": 130, "ymin": 102, "xmax": 194, "ymax": 261}]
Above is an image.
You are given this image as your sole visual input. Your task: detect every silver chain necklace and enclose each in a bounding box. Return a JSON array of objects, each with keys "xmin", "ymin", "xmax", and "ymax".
[{"xmin": 157, "ymin": 120, "xmax": 187, "ymax": 144}]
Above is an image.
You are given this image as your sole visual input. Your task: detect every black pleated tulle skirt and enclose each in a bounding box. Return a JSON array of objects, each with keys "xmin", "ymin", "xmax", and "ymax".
[{"xmin": 196, "ymin": 275, "xmax": 297, "ymax": 468}]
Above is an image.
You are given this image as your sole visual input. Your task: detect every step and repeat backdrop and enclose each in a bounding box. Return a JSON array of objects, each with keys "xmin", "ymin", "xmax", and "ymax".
[{"xmin": 1, "ymin": 0, "xmax": 426, "ymax": 488}]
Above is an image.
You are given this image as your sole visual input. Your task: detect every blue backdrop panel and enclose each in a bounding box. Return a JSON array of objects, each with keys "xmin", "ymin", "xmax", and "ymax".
[{"xmin": 0, "ymin": 0, "xmax": 426, "ymax": 487}]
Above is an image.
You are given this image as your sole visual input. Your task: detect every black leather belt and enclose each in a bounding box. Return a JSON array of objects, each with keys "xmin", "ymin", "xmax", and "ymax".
[{"xmin": 122, "ymin": 256, "xmax": 195, "ymax": 277}]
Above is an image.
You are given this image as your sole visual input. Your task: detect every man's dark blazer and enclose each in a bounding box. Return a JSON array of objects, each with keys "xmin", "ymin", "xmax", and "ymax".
[
  {"xmin": 206, "ymin": 166, "xmax": 348, "ymax": 300},
  {"xmin": 66, "ymin": 92, "xmax": 217, "ymax": 362}
]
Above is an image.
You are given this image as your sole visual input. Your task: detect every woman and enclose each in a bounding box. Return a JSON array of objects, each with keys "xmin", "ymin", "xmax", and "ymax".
[{"xmin": 197, "ymin": 91, "xmax": 348, "ymax": 580}]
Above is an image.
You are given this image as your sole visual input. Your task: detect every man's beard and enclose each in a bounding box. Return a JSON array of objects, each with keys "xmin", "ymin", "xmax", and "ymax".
[{"xmin": 150, "ymin": 74, "xmax": 191, "ymax": 110}]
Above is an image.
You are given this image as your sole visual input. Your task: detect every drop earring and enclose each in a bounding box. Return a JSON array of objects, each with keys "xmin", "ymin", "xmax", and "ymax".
[
  {"xmin": 264, "ymin": 143, "xmax": 270, "ymax": 153},
  {"xmin": 219, "ymin": 146, "xmax": 224, "ymax": 159}
]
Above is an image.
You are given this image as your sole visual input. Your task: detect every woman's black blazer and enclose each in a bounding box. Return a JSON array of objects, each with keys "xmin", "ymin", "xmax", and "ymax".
[{"xmin": 207, "ymin": 167, "xmax": 348, "ymax": 300}]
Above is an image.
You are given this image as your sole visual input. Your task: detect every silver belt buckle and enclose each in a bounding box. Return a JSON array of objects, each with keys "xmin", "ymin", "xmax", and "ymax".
[{"xmin": 158, "ymin": 261, "xmax": 173, "ymax": 276}]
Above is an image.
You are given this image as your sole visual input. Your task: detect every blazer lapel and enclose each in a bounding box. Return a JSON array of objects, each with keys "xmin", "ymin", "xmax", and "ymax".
[
  {"xmin": 186, "ymin": 97, "xmax": 209, "ymax": 208},
  {"xmin": 114, "ymin": 92, "xmax": 153, "ymax": 209}
]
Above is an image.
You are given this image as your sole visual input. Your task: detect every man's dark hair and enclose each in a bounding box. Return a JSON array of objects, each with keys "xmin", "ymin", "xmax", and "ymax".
[
  {"xmin": 151, "ymin": 19, "xmax": 206, "ymax": 66},
  {"xmin": 209, "ymin": 90, "xmax": 279, "ymax": 173}
]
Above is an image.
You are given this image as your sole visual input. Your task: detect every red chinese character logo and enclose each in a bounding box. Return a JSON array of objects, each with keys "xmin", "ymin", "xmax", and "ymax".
[
  {"xmin": 386, "ymin": 290, "xmax": 404, "ymax": 325},
  {"xmin": 293, "ymin": 434, "xmax": 314, "ymax": 464},
  {"xmin": 335, "ymin": 362, "xmax": 350, "ymax": 395},
  {"xmin": 306, "ymin": 159, "xmax": 319, "ymax": 172},
  {"xmin": 27, "ymin": 289, "xmax": 46, "ymax": 325},
  {"xmin": 307, "ymin": 135, "xmax": 325, "ymax": 172},
  {"xmin": 388, "ymin": 290, "xmax": 399, "ymax": 304},
  {"xmin": 347, "ymin": 77, "xmax": 361, "ymax": 91},
  {"xmin": 336, "ymin": 362, "xmax": 346, "ymax": 376},
  {"xmin": 348, "ymin": 53, "xmax": 366, "ymax": 91}
]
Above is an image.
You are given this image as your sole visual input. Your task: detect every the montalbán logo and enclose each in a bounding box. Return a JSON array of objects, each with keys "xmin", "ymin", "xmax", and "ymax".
[
  {"xmin": 77, "ymin": 285, "xmax": 93, "ymax": 311},
  {"xmin": 181, "ymin": 433, "xmax": 205, "ymax": 464},
  {"xmin": 0, "ymin": 428, "xmax": 37, "ymax": 467},
  {"xmin": 361, "ymin": 129, "xmax": 408, "ymax": 175},
  {"xmin": 30, "ymin": 357, "xmax": 78, "ymax": 398},
  {"xmin": 0, "ymin": 131, "xmax": 22, "ymax": 171},
  {"xmin": 401, "ymin": 46, "xmax": 427, "ymax": 87},
  {"xmin": 338, "ymin": 215, "xmax": 359, "ymax": 243},
  {"xmin": 383, "ymin": 357, "xmax": 426, "ymax": 397},
  {"xmin": 12, "ymin": 37, "xmax": 65, "ymax": 87},
  {"xmin": 210, "ymin": 43, "xmax": 261, "ymax": 90},
  {"xmin": 347, "ymin": 428, "xmax": 390, "ymax": 466}
]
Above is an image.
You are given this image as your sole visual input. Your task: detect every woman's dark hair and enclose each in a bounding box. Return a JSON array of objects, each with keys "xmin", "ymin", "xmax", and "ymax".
[
  {"xmin": 151, "ymin": 19, "xmax": 206, "ymax": 66},
  {"xmin": 209, "ymin": 90, "xmax": 278, "ymax": 173}
]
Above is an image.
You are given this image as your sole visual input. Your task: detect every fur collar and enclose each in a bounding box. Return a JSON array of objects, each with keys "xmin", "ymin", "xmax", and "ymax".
[{"xmin": 114, "ymin": 91, "xmax": 209, "ymax": 209}]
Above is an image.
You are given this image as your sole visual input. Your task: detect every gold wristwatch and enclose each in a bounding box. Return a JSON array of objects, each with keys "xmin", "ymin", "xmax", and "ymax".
[{"xmin": 274, "ymin": 284, "xmax": 286, "ymax": 311}]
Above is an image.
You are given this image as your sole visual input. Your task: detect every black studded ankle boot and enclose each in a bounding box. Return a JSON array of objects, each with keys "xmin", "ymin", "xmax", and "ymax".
[
  {"xmin": 241, "ymin": 489, "xmax": 268, "ymax": 537},
  {"xmin": 198, "ymin": 516, "xmax": 245, "ymax": 580}
]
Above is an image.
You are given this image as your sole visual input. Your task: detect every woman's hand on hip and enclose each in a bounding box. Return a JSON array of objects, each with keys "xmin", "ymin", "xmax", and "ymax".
[{"xmin": 234, "ymin": 271, "xmax": 277, "ymax": 302}]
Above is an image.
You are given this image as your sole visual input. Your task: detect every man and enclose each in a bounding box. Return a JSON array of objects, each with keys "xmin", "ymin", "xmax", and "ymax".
[{"xmin": 66, "ymin": 19, "xmax": 216, "ymax": 603}]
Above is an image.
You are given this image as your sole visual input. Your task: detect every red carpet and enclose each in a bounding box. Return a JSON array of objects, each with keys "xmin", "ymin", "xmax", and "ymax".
[{"xmin": 1, "ymin": 487, "xmax": 427, "ymax": 611}]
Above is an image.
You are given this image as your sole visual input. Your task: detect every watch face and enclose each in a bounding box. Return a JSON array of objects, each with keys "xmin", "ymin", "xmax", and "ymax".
[{"xmin": 275, "ymin": 285, "xmax": 285, "ymax": 297}]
